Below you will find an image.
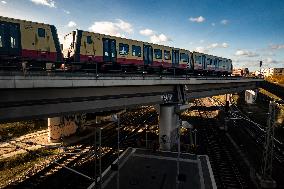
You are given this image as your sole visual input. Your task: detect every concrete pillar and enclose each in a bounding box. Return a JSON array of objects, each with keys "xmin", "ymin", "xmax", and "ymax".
[
  {"xmin": 48, "ymin": 115, "xmax": 82, "ymax": 143},
  {"xmin": 159, "ymin": 104, "xmax": 179, "ymax": 151},
  {"xmin": 48, "ymin": 117, "xmax": 62, "ymax": 143},
  {"xmin": 245, "ymin": 90, "xmax": 258, "ymax": 104}
]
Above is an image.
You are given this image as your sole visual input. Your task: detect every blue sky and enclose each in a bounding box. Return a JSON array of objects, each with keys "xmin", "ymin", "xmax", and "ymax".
[{"xmin": 0, "ymin": 0, "xmax": 284, "ymax": 71}]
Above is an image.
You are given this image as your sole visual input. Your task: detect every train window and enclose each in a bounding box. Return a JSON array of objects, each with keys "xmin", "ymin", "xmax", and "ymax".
[
  {"xmin": 195, "ymin": 55, "xmax": 201, "ymax": 63},
  {"xmin": 9, "ymin": 24, "xmax": 19, "ymax": 48},
  {"xmin": 119, "ymin": 43, "xmax": 129, "ymax": 55},
  {"xmin": 180, "ymin": 53, "xmax": 189, "ymax": 62},
  {"xmin": 38, "ymin": 28, "xmax": 45, "ymax": 38},
  {"xmin": 164, "ymin": 50, "xmax": 171, "ymax": 60},
  {"xmin": 132, "ymin": 45, "xmax": 141, "ymax": 57},
  {"xmin": 10, "ymin": 37, "xmax": 16, "ymax": 48},
  {"xmin": 154, "ymin": 49, "xmax": 162, "ymax": 59},
  {"xmin": 214, "ymin": 59, "xmax": 217, "ymax": 65},
  {"xmin": 0, "ymin": 24, "xmax": 3, "ymax": 47},
  {"xmin": 86, "ymin": 36, "xmax": 92, "ymax": 44},
  {"xmin": 103, "ymin": 39, "xmax": 109, "ymax": 56}
]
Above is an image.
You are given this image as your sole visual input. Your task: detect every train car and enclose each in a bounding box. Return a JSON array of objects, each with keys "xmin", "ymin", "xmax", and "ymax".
[
  {"xmin": 0, "ymin": 16, "xmax": 62, "ymax": 70},
  {"xmin": 192, "ymin": 51, "xmax": 232, "ymax": 76},
  {"xmin": 179, "ymin": 49, "xmax": 192, "ymax": 72},
  {"xmin": 192, "ymin": 51, "xmax": 216, "ymax": 75},
  {"xmin": 192, "ymin": 51, "xmax": 204, "ymax": 74},
  {"xmin": 63, "ymin": 30, "xmax": 145, "ymax": 71},
  {"xmin": 144, "ymin": 42, "xmax": 162, "ymax": 72},
  {"xmin": 161, "ymin": 45, "xmax": 172, "ymax": 69},
  {"xmin": 63, "ymin": 30, "xmax": 192, "ymax": 73},
  {"xmin": 205, "ymin": 54, "xmax": 216, "ymax": 74},
  {"xmin": 217, "ymin": 57, "xmax": 232, "ymax": 76}
]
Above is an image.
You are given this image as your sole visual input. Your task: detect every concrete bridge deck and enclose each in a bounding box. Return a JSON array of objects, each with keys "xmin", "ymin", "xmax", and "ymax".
[
  {"xmin": 0, "ymin": 75, "xmax": 262, "ymax": 121},
  {"xmin": 0, "ymin": 75, "xmax": 261, "ymax": 88}
]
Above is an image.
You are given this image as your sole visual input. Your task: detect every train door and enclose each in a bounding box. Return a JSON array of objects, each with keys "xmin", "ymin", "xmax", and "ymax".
[
  {"xmin": 201, "ymin": 55, "xmax": 206, "ymax": 69},
  {"xmin": 214, "ymin": 58, "xmax": 217, "ymax": 71},
  {"xmin": 36, "ymin": 27, "xmax": 49, "ymax": 55},
  {"xmin": 143, "ymin": 45, "xmax": 153, "ymax": 65},
  {"xmin": 0, "ymin": 22, "xmax": 21, "ymax": 56},
  {"xmin": 103, "ymin": 38, "xmax": 116, "ymax": 63},
  {"xmin": 172, "ymin": 50, "xmax": 179, "ymax": 67},
  {"xmin": 0, "ymin": 22, "xmax": 7, "ymax": 55}
]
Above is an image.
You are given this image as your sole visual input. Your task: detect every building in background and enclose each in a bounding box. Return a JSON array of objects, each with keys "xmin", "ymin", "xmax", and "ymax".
[
  {"xmin": 254, "ymin": 68, "xmax": 284, "ymax": 77},
  {"xmin": 232, "ymin": 68, "xmax": 249, "ymax": 76},
  {"xmin": 263, "ymin": 68, "xmax": 284, "ymax": 77}
]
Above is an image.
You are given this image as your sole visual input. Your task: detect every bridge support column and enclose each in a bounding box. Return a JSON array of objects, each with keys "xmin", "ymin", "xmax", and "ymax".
[
  {"xmin": 159, "ymin": 104, "xmax": 179, "ymax": 151},
  {"xmin": 48, "ymin": 114, "xmax": 86, "ymax": 143},
  {"xmin": 245, "ymin": 90, "xmax": 258, "ymax": 104}
]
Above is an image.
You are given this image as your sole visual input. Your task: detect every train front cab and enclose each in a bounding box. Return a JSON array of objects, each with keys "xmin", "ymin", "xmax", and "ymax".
[{"xmin": 0, "ymin": 16, "xmax": 62, "ymax": 71}]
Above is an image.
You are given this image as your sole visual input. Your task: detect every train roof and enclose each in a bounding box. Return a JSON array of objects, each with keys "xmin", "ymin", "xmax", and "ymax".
[
  {"xmin": 192, "ymin": 51, "xmax": 230, "ymax": 60},
  {"xmin": 67, "ymin": 29, "xmax": 191, "ymax": 52},
  {"xmin": 0, "ymin": 16, "xmax": 53, "ymax": 26}
]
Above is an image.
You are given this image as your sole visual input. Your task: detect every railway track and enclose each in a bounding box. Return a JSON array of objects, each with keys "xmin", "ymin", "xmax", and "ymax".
[
  {"xmin": 210, "ymin": 97, "xmax": 284, "ymax": 165},
  {"xmin": 209, "ymin": 97, "xmax": 284, "ymax": 188},
  {"xmin": 195, "ymin": 98, "xmax": 251, "ymax": 189},
  {"xmin": 6, "ymin": 106, "xmax": 158, "ymax": 189},
  {"xmin": 0, "ymin": 129, "xmax": 49, "ymax": 159}
]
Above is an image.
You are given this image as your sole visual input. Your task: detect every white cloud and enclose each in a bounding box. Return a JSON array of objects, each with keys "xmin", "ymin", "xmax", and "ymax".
[
  {"xmin": 1, "ymin": 1, "xmax": 7, "ymax": 4},
  {"xmin": 195, "ymin": 42, "xmax": 229, "ymax": 53},
  {"xmin": 67, "ymin": 21, "xmax": 77, "ymax": 27},
  {"xmin": 63, "ymin": 9, "xmax": 70, "ymax": 14},
  {"xmin": 139, "ymin": 27, "xmax": 171, "ymax": 44},
  {"xmin": 88, "ymin": 19, "xmax": 133, "ymax": 37},
  {"xmin": 270, "ymin": 44, "xmax": 284, "ymax": 50},
  {"xmin": 30, "ymin": 0, "xmax": 56, "ymax": 8},
  {"xmin": 189, "ymin": 16, "xmax": 205, "ymax": 23},
  {"xmin": 115, "ymin": 19, "xmax": 133, "ymax": 33},
  {"xmin": 207, "ymin": 42, "xmax": 229, "ymax": 49},
  {"xmin": 235, "ymin": 49, "xmax": 258, "ymax": 57},
  {"xmin": 220, "ymin": 19, "xmax": 229, "ymax": 25},
  {"xmin": 233, "ymin": 57, "xmax": 283, "ymax": 71},
  {"xmin": 222, "ymin": 42, "xmax": 229, "ymax": 48},
  {"xmin": 211, "ymin": 22, "xmax": 215, "ymax": 26},
  {"xmin": 139, "ymin": 29, "xmax": 154, "ymax": 36},
  {"xmin": 195, "ymin": 46, "xmax": 208, "ymax": 53},
  {"xmin": 264, "ymin": 57, "xmax": 279, "ymax": 64},
  {"xmin": 150, "ymin": 34, "xmax": 171, "ymax": 44},
  {"xmin": 208, "ymin": 43, "xmax": 218, "ymax": 48},
  {"xmin": 199, "ymin": 39, "xmax": 204, "ymax": 43}
]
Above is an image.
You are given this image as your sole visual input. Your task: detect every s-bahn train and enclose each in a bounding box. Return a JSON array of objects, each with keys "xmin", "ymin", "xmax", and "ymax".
[{"xmin": 0, "ymin": 16, "xmax": 232, "ymax": 75}]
